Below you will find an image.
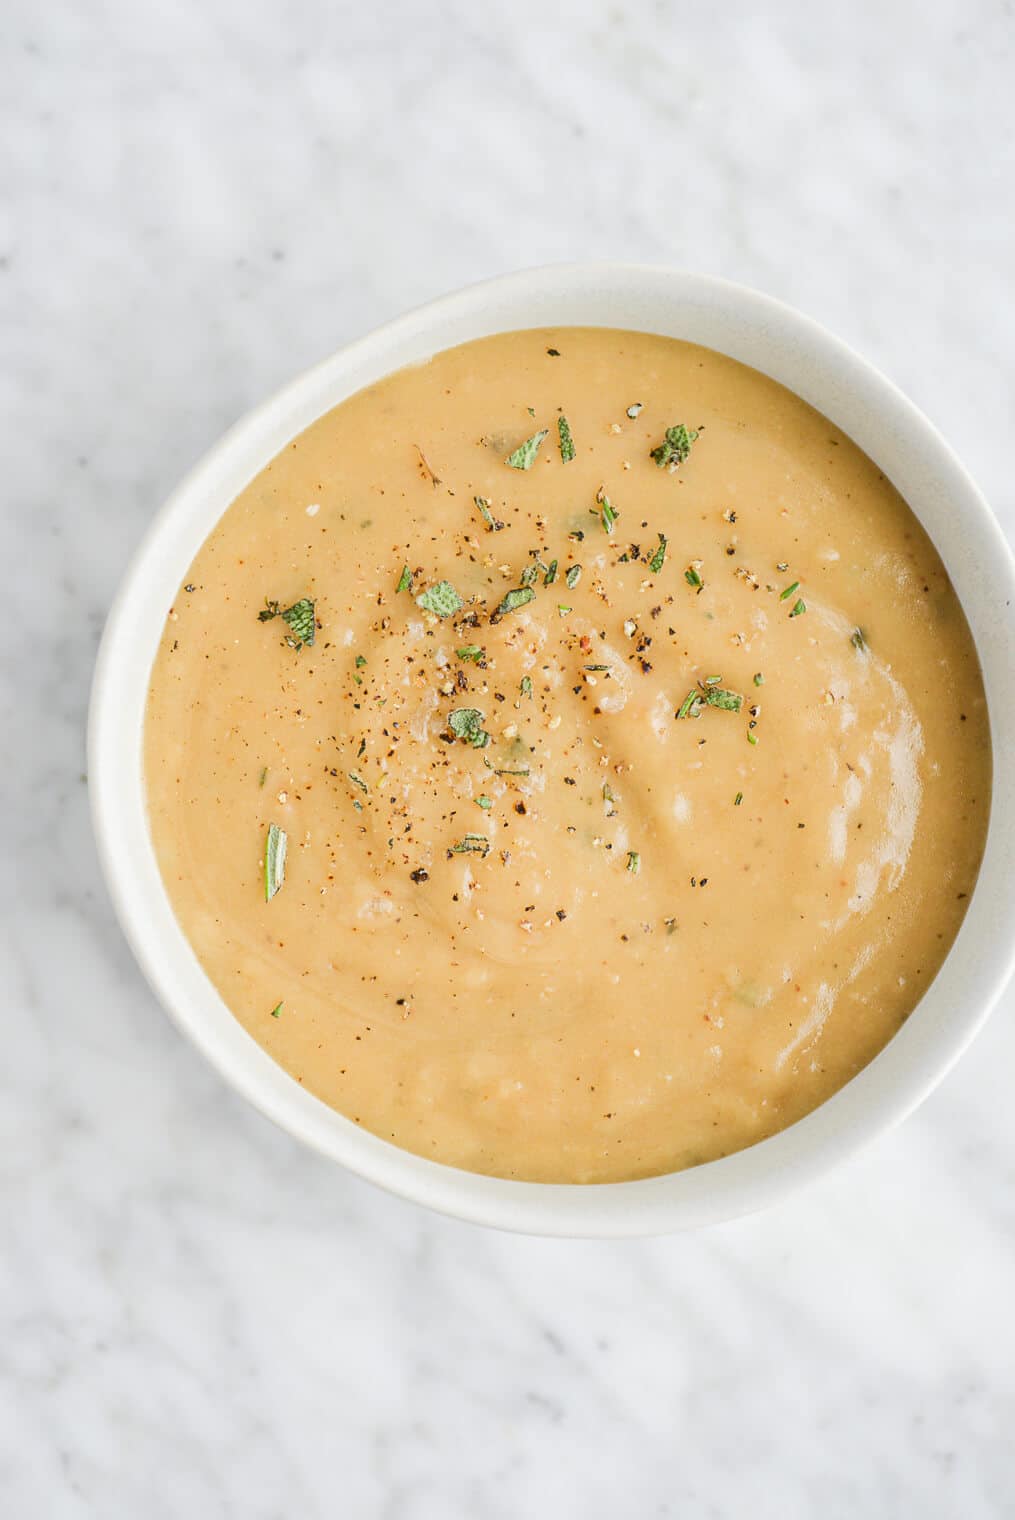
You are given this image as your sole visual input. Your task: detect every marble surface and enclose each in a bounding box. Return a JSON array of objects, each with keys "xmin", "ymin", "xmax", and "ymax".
[{"xmin": 4, "ymin": 1, "xmax": 1015, "ymax": 1513}]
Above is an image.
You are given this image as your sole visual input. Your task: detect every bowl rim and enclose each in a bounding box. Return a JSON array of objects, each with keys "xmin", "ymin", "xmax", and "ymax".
[{"xmin": 88, "ymin": 262, "xmax": 1015, "ymax": 1235}]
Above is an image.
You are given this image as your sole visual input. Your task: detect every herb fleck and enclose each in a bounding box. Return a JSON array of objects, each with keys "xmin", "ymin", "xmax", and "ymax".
[
  {"xmin": 264, "ymin": 823, "xmax": 287, "ymax": 902},
  {"xmin": 754, "ymin": 672, "xmax": 764, "ymax": 686},
  {"xmin": 626, "ymin": 402, "xmax": 643, "ymax": 419},
  {"xmin": 449, "ymin": 708, "xmax": 490, "ymax": 747},
  {"xmin": 456, "ymin": 645, "xmax": 484, "ymax": 663},
  {"xmin": 789, "ymin": 598, "xmax": 807, "ymax": 618},
  {"xmin": 452, "ymin": 833, "xmax": 490, "ymax": 856},
  {"xmin": 557, "ymin": 415, "xmax": 576, "ymax": 463},
  {"xmin": 474, "ymin": 495, "xmax": 504, "ymax": 532},
  {"xmin": 543, "ymin": 558, "xmax": 558, "ymax": 586},
  {"xmin": 269, "ymin": 1001, "xmax": 283, "ymax": 1018},
  {"xmin": 396, "ymin": 565, "xmax": 412, "ymax": 593},
  {"xmin": 520, "ymin": 675, "xmax": 533, "ymax": 699},
  {"xmin": 492, "ymin": 585, "xmax": 536, "ymax": 620},
  {"xmin": 566, "ymin": 564, "xmax": 582, "ymax": 589},
  {"xmin": 259, "ymin": 597, "xmax": 316, "ymax": 649},
  {"xmin": 649, "ymin": 534, "xmax": 667, "ymax": 573},
  {"xmin": 476, "ymin": 795, "xmax": 493, "ymax": 810},
  {"xmin": 417, "ymin": 580, "xmax": 463, "ymax": 618},
  {"xmin": 779, "ymin": 580, "xmax": 800, "ymax": 601},
  {"xmin": 627, "ymin": 850, "xmax": 641, "ymax": 874},
  {"xmin": 596, "ymin": 487, "xmax": 619, "ymax": 534},
  {"xmin": 684, "ymin": 566, "xmax": 702, "ymax": 589},
  {"xmin": 705, "ymin": 687, "xmax": 743, "ymax": 712},
  {"xmin": 734, "ymin": 792, "xmax": 743, "ymax": 806},
  {"xmin": 650, "ymin": 423, "xmax": 698, "ymax": 471},
  {"xmin": 851, "ymin": 627, "xmax": 868, "ymax": 651},
  {"xmin": 505, "ymin": 430, "xmax": 548, "ymax": 470}
]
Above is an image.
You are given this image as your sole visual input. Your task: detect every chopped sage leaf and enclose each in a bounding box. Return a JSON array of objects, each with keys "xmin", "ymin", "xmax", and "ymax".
[
  {"xmin": 476, "ymin": 795, "xmax": 493, "ymax": 809},
  {"xmin": 747, "ymin": 730, "xmax": 759, "ymax": 745},
  {"xmin": 474, "ymin": 495, "xmax": 504, "ymax": 532},
  {"xmin": 596, "ymin": 487, "xmax": 619, "ymax": 534},
  {"xmin": 734, "ymin": 792, "xmax": 744, "ymax": 806},
  {"xmin": 557, "ymin": 415, "xmax": 576, "ymax": 463},
  {"xmin": 789, "ymin": 598, "xmax": 807, "ymax": 618},
  {"xmin": 452, "ymin": 833, "xmax": 490, "ymax": 855},
  {"xmin": 457, "ymin": 645, "xmax": 484, "ymax": 662},
  {"xmin": 705, "ymin": 687, "xmax": 743, "ymax": 712},
  {"xmin": 417, "ymin": 580, "xmax": 463, "ymax": 618},
  {"xmin": 258, "ymin": 766, "xmax": 268, "ymax": 787},
  {"xmin": 649, "ymin": 534, "xmax": 667, "ymax": 573},
  {"xmin": 270, "ymin": 1001, "xmax": 283, "ymax": 1018},
  {"xmin": 264, "ymin": 823, "xmax": 287, "ymax": 902},
  {"xmin": 520, "ymin": 563, "xmax": 539, "ymax": 588},
  {"xmin": 677, "ymin": 690, "xmax": 703, "ymax": 719},
  {"xmin": 627, "ymin": 850, "xmax": 641, "ymax": 875},
  {"xmin": 557, "ymin": 604, "xmax": 572, "ymax": 617},
  {"xmin": 355, "ymin": 654, "xmax": 367, "ymax": 668},
  {"xmin": 685, "ymin": 567, "xmax": 702, "ymax": 589},
  {"xmin": 396, "ymin": 565, "xmax": 412, "ymax": 593},
  {"xmin": 753, "ymin": 672, "xmax": 764, "ymax": 686},
  {"xmin": 779, "ymin": 580, "xmax": 800, "ymax": 601},
  {"xmin": 543, "ymin": 558, "xmax": 558, "ymax": 586},
  {"xmin": 520, "ymin": 675, "xmax": 533, "ymax": 698},
  {"xmin": 650, "ymin": 423, "xmax": 698, "ymax": 471},
  {"xmin": 851, "ymin": 627, "xmax": 867, "ymax": 651},
  {"xmin": 281, "ymin": 598, "xmax": 315, "ymax": 648},
  {"xmin": 493, "ymin": 586, "xmax": 536, "ymax": 619},
  {"xmin": 449, "ymin": 708, "xmax": 489, "ymax": 748},
  {"xmin": 565, "ymin": 564, "xmax": 582, "ymax": 589},
  {"xmin": 505, "ymin": 429, "xmax": 548, "ymax": 470},
  {"xmin": 484, "ymin": 757, "xmax": 530, "ymax": 776},
  {"xmin": 527, "ymin": 406, "xmax": 536, "ymax": 417},
  {"xmin": 703, "ymin": 674, "xmax": 722, "ymax": 686},
  {"xmin": 348, "ymin": 771, "xmax": 368, "ymax": 792},
  {"xmin": 258, "ymin": 599, "xmax": 281, "ymax": 621}
]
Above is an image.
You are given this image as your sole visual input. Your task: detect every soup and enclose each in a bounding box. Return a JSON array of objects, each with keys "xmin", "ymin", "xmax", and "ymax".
[{"xmin": 144, "ymin": 329, "xmax": 990, "ymax": 1182}]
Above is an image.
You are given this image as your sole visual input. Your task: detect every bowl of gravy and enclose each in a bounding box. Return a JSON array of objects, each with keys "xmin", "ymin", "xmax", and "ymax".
[{"xmin": 89, "ymin": 266, "xmax": 1015, "ymax": 1233}]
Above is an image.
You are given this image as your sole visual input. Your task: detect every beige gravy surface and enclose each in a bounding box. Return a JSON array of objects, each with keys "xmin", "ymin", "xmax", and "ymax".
[{"xmin": 145, "ymin": 329, "xmax": 990, "ymax": 1182}]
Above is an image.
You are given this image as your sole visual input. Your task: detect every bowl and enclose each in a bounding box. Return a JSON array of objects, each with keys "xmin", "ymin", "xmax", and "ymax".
[{"xmin": 88, "ymin": 264, "xmax": 1015, "ymax": 1234}]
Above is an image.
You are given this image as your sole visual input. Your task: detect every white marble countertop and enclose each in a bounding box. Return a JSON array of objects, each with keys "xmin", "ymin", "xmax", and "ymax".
[{"xmin": 5, "ymin": 1, "xmax": 1015, "ymax": 1514}]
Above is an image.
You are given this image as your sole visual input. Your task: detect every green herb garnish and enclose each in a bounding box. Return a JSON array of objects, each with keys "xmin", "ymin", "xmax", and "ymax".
[
  {"xmin": 734, "ymin": 792, "xmax": 743, "ymax": 807},
  {"xmin": 685, "ymin": 567, "xmax": 702, "ymax": 589},
  {"xmin": 558, "ymin": 415, "xmax": 576, "ymax": 463},
  {"xmin": 597, "ymin": 487, "xmax": 619, "ymax": 534},
  {"xmin": 258, "ymin": 766, "xmax": 268, "ymax": 787},
  {"xmin": 269, "ymin": 1001, "xmax": 283, "ymax": 1018},
  {"xmin": 650, "ymin": 423, "xmax": 698, "ymax": 471},
  {"xmin": 521, "ymin": 675, "xmax": 533, "ymax": 699},
  {"xmin": 259, "ymin": 597, "xmax": 316, "ymax": 648},
  {"xmin": 747, "ymin": 730, "xmax": 759, "ymax": 745},
  {"xmin": 449, "ymin": 708, "xmax": 489, "ymax": 747},
  {"xmin": 566, "ymin": 564, "xmax": 582, "ymax": 589},
  {"xmin": 476, "ymin": 796, "xmax": 493, "ymax": 810},
  {"xmin": 789, "ymin": 598, "xmax": 807, "ymax": 618},
  {"xmin": 493, "ymin": 586, "xmax": 536, "ymax": 619},
  {"xmin": 753, "ymin": 672, "xmax": 764, "ymax": 686},
  {"xmin": 521, "ymin": 563, "xmax": 540, "ymax": 588},
  {"xmin": 355, "ymin": 655, "xmax": 367, "ymax": 668},
  {"xmin": 451, "ymin": 833, "xmax": 490, "ymax": 855},
  {"xmin": 649, "ymin": 534, "xmax": 667, "ymax": 573},
  {"xmin": 779, "ymin": 580, "xmax": 800, "ymax": 601},
  {"xmin": 627, "ymin": 850, "xmax": 641, "ymax": 874},
  {"xmin": 264, "ymin": 823, "xmax": 287, "ymax": 902},
  {"xmin": 417, "ymin": 580, "xmax": 463, "ymax": 618},
  {"xmin": 348, "ymin": 771, "xmax": 368, "ymax": 792},
  {"xmin": 677, "ymin": 690, "xmax": 703, "ymax": 719},
  {"xmin": 396, "ymin": 565, "xmax": 412, "ymax": 593},
  {"xmin": 705, "ymin": 687, "xmax": 743, "ymax": 712},
  {"xmin": 474, "ymin": 495, "xmax": 504, "ymax": 532},
  {"xmin": 557, "ymin": 604, "xmax": 572, "ymax": 617},
  {"xmin": 505, "ymin": 430, "xmax": 548, "ymax": 470},
  {"xmin": 851, "ymin": 628, "xmax": 867, "ymax": 651},
  {"xmin": 457, "ymin": 645, "xmax": 484, "ymax": 662},
  {"xmin": 543, "ymin": 559, "xmax": 558, "ymax": 585}
]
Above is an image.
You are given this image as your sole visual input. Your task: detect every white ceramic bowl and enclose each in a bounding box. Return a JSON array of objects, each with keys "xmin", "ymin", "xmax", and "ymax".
[{"xmin": 89, "ymin": 264, "xmax": 1015, "ymax": 1235}]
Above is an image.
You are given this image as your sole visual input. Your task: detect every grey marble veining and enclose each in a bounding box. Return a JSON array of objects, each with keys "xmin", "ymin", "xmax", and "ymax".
[{"xmin": 3, "ymin": 1, "xmax": 1014, "ymax": 1514}]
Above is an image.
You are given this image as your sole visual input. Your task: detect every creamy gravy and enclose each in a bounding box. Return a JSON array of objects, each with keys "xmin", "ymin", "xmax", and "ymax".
[{"xmin": 145, "ymin": 329, "xmax": 990, "ymax": 1182}]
